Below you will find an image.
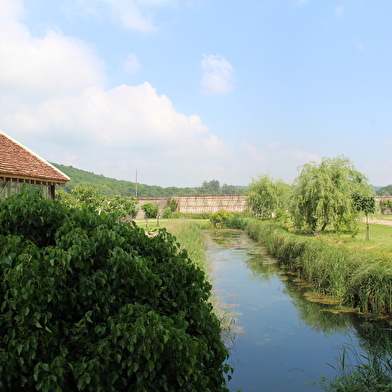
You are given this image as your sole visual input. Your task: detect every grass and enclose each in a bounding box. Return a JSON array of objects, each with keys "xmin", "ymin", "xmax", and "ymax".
[
  {"xmin": 311, "ymin": 221, "xmax": 392, "ymax": 254},
  {"xmin": 243, "ymin": 217, "xmax": 392, "ymax": 316},
  {"xmin": 133, "ymin": 218, "xmax": 238, "ymax": 336},
  {"xmin": 371, "ymin": 214, "xmax": 392, "ymax": 221},
  {"xmin": 134, "ymin": 218, "xmax": 210, "ymax": 271}
]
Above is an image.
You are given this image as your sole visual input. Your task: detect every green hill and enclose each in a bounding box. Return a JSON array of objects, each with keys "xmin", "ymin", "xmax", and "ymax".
[
  {"xmin": 376, "ymin": 184, "xmax": 392, "ymax": 196},
  {"xmin": 51, "ymin": 163, "xmax": 203, "ymax": 197}
]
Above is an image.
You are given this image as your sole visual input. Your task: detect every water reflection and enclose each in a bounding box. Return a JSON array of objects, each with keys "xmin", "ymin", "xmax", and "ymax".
[
  {"xmin": 207, "ymin": 229, "xmax": 392, "ymax": 392},
  {"xmin": 281, "ymin": 263, "xmax": 392, "ymax": 348}
]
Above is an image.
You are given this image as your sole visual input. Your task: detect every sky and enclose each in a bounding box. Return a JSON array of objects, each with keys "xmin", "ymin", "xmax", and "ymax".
[{"xmin": 1, "ymin": 0, "xmax": 392, "ymax": 188}]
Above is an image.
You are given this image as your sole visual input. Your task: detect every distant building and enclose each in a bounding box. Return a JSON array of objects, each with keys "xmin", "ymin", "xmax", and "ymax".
[{"xmin": 0, "ymin": 131, "xmax": 70, "ymax": 199}]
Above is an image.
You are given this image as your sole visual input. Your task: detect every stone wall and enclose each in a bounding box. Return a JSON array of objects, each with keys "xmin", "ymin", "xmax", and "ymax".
[
  {"xmin": 376, "ymin": 195, "xmax": 392, "ymax": 214},
  {"xmin": 135, "ymin": 195, "xmax": 247, "ymax": 218},
  {"xmin": 175, "ymin": 195, "xmax": 247, "ymax": 214}
]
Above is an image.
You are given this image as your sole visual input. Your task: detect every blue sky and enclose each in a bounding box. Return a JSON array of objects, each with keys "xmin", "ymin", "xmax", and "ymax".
[{"xmin": 1, "ymin": 0, "xmax": 392, "ymax": 187}]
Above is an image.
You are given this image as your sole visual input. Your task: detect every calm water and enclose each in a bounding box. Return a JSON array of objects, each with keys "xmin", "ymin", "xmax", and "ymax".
[{"xmin": 206, "ymin": 230, "xmax": 391, "ymax": 392}]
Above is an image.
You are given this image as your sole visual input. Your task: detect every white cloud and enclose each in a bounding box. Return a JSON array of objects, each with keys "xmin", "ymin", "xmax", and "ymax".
[
  {"xmin": 292, "ymin": 150, "xmax": 320, "ymax": 162},
  {"xmin": 0, "ymin": 0, "xmax": 24, "ymax": 21},
  {"xmin": 334, "ymin": 5, "xmax": 344, "ymax": 17},
  {"xmin": 353, "ymin": 40, "xmax": 364, "ymax": 51},
  {"xmin": 240, "ymin": 142, "xmax": 321, "ymax": 183},
  {"xmin": 96, "ymin": 0, "xmax": 173, "ymax": 32},
  {"xmin": 0, "ymin": 3, "xmax": 105, "ymax": 101},
  {"xmin": 200, "ymin": 54, "xmax": 235, "ymax": 95},
  {"xmin": 70, "ymin": 82, "xmax": 211, "ymax": 151},
  {"xmin": 0, "ymin": 1, "xmax": 227, "ymax": 186},
  {"xmin": 242, "ymin": 142, "xmax": 265, "ymax": 164},
  {"xmin": 124, "ymin": 53, "xmax": 141, "ymax": 74},
  {"xmin": 267, "ymin": 142, "xmax": 280, "ymax": 149}
]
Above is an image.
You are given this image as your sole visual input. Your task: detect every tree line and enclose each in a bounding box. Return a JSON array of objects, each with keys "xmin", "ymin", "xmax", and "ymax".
[
  {"xmin": 55, "ymin": 156, "xmax": 378, "ymax": 235},
  {"xmin": 51, "ymin": 163, "xmax": 244, "ymax": 197}
]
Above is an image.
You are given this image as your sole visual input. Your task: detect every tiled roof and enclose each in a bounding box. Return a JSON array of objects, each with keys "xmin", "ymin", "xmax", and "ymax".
[{"xmin": 0, "ymin": 131, "xmax": 70, "ymax": 183}]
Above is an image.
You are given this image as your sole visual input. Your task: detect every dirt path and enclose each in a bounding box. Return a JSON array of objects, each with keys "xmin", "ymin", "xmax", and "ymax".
[{"xmin": 367, "ymin": 218, "xmax": 392, "ymax": 227}]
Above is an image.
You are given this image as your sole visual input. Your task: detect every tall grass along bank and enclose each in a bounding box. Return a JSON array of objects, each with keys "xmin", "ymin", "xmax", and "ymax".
[
  {"xmin": 243, "ymin": 218, "xmax": 392, "ymax": 316},
  {"xmin": 160, "ymin": 220, "xmax": 209, "ymax": 272}
]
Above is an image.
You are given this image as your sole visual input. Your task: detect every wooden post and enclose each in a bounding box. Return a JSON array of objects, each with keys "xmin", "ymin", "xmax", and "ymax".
[
  {"xmin": 135, "ymin": 170, "xmax": 138, "ymax": 198},
  {"xmin": 50, "ymin": 185, "xmax": 56, "ymax": 199}
]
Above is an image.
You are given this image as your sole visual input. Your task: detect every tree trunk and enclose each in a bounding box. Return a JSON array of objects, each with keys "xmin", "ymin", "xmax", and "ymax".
[{"xmin": 366, "ymin": 212, "xmax": 370, "ymax": 241}]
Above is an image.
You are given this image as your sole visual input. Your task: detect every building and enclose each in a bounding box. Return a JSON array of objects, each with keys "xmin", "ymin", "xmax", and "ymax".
[{"xmin": 0, "ymin": 131, "xmax": 70, "ymax": 198}]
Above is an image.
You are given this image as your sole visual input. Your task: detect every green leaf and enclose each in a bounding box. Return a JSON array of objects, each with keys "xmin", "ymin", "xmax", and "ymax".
[
  {"xmin": 16, "ymin": 343, "xmax": 23, "ymax": 355},
  {"xmin": 133, "ymin": 362, "xmax": 139, "ymax": 373}
]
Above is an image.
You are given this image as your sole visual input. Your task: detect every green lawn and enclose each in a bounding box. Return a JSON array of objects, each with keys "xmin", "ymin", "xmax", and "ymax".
[
  {"xmin": 312, "ymin": 221, "xmax": 392, "ymax": 255},
  {"xmin": 371, "ymin": 214, "xmax": 392, "ymax": 221},
  {"xmin": 275, "ymin": 214, "xmax": 392, "ymax": 257},
  {"xmin": 133, "ymin": 218, "xmax": 211, "ymax": 271}
]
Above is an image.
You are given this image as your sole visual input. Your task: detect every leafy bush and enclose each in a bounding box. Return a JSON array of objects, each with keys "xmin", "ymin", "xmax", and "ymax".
[
  {"xmin": 161, "ymin": 197, "xmax": 178, "ymax": 219},
  {"xmin": 57, "ymin": 186, "xmax": 138, "ymax": 218},
  {"xmin": 210, "ymin": 210, "xmax": 231, "ymax": 228},
  {"xmin": 209, "ymin": 211, "xmax": 247, "ymax": 230},
  {"xmin": 0, "ymin": 188, "xmax": 230, "ymax": 391},
  {"xmin": 141, "ymin": 202, "xmax": 158, "ymax": 218}
]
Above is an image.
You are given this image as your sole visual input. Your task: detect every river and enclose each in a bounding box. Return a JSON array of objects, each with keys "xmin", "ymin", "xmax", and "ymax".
[{"xmin": 206, "ymin": 229, "xmax": 392, "ymax": 392}]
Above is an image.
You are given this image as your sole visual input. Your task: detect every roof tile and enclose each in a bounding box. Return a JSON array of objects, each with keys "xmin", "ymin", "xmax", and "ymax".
[{"xmin": 0, "ymin": 131, "xmax": 70, "ymax": 183}]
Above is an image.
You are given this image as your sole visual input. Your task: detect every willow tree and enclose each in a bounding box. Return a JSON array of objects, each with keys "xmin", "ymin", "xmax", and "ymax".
[
  {"xmin": 246, "ymin": 174, "xmax": 290, "ymax": 219},
  {"xmin": 290, "ymin": 155, "xmax": 372, "ymax": 232}
]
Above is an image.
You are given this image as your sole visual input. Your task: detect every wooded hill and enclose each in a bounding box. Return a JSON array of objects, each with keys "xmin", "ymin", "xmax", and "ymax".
[
  {"xmin": 376, "ymin": 184, "xmax": 392, "ymax": 195},
  {"xmin": 51, "ymin": 163, "xmax": 246, "ymax": 197}
]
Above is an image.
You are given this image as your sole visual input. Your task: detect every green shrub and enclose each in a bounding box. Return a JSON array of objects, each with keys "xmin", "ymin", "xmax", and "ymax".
[
  {"xmin": 0, "ymin": 188, "xmax": 230, "ymax": 391},
  {"xmin": 141, "ymin": 202, "xmax": 158, "ymax": 218},
  {"xmin": 210, "ymin": 210, "xmax": 231, "ymax": 228},
  {"xmin": 209, "ymin": 211, "xmax": 247, "ymax": 230}
]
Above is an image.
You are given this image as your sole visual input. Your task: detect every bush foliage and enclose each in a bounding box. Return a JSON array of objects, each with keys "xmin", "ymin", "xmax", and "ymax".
[{"xmin": 0, "ymin": 188, "xmax": 230, "ymax": 391}]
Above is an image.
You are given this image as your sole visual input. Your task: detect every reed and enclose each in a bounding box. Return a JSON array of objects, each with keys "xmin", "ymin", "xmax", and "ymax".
[
  {"xmin": 313, "ymin": 336, "xmax": 392, "ymax": 391},
  {"xmin": 347, "ymin": 258, "xmax": 392, "ymax": 314}
]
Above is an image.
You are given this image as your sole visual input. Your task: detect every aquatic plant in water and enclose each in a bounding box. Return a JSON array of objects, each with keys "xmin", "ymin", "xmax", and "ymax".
[{"xmin": 312, "ymin": 335, "xmax": 392, "ymax": 392}]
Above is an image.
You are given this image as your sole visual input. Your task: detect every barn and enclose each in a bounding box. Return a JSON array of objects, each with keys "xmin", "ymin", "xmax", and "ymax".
[{"xmin": 0, "ymin": 131, "xmax": 70, "ymax": 199}]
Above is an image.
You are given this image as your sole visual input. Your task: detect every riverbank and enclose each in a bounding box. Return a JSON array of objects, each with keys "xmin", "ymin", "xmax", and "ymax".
[
  {"xmin": 135, "ymin": 217, "xmax": 392, "ymax": 317},
  {"xmin": 242, "ymin": 218, "xmax": 392, "ymax": 317}
]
